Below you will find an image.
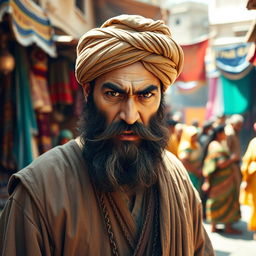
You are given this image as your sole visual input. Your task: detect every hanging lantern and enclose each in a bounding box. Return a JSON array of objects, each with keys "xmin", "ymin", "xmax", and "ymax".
[{"xmin": 0, "ymin": 34, "xmax": 15, "ymax": 75}]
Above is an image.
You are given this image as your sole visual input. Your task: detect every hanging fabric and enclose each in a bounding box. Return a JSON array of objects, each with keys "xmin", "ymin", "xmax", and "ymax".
[
  {"xmin": 215, "ymin": 43, "xmax": 253, "ymax": 79},
  {"xmin": 0, "ymin": 0, "xmax": 56, "ymax": 57},
  {"xmin": 221, "ymin": 69, "xmax": 255, "ymax": 115},
  {"xmin": 13, "ymin": 45, "xmax": 38, "ymax": 170},
  {"xmin": 176, "ymin": 39, "xmax": 208, "ymax": 83},
  {"xmin": 30, "ymin": 47, "xmax": 52, "ymax": 113}
]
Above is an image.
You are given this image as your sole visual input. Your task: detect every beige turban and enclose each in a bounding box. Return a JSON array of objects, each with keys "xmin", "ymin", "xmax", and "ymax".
[{"xmin": 75, "ymin": 14, "xmax": 184, "ymax": 91}]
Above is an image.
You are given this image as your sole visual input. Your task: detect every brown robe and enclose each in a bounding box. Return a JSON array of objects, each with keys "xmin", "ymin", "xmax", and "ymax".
[{"xmin": 0, "ymin": 140, "xmax": 214, "ymax": 255}]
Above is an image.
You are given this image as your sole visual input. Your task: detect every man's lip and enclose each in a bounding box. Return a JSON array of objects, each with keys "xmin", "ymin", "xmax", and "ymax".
[
  {"xmin": 122, "ymin": 130, "xmax": 134, "ymax": 134},
  {"xmin": 118, "ymin": 132, "xmax": 140, "ymax": 141}
]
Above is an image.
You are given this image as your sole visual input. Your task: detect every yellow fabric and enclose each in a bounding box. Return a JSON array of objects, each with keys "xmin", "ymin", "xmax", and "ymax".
[
  {"xmin": 178, "ymin": 125, "xmax": 200, "ymax": 158},
  {"xmin": 75, "ymin": 14, "xmax": 184, "ymax": 91},
  {"xmin": 166, "ymin": 134, "xmax": 179, "ymax": 156},
  {"xmin": 240, "ymin": 137, "xmax": 256, "ymax": 231}
]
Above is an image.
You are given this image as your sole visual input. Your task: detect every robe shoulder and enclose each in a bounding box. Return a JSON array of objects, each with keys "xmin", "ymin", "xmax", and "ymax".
[{"xmin": 8, "ymin": 140, "xmax": 88, "ymax": 215}]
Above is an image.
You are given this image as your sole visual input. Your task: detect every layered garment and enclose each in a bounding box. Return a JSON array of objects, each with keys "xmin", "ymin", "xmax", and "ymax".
[
  {"xmin": 240, "ymin": 137, "xmax": 256, "ymax": 231},
  {"xmin": 203, "ymin": 141, "xmax": 241, "ymax": 224},
  {"xmin": 0, "ymin": 140, "xmax": 214, "ymax": 256}
]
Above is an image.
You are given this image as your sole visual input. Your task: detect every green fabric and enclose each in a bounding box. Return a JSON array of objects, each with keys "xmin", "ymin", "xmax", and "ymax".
[
  {"xmin": 188, "ymin": 172, "xmax": 200, "ymax": 191},
  {"xmin": 221, "ymin": 70, "xmax": 254, "ymax": 114},
  {"xmin": 14, "ymin": 45, "xmax": 38, "ymax": 170},
  {"xmin": 202, "ymin": 158, "xmax": 216, "ymax": 176}
]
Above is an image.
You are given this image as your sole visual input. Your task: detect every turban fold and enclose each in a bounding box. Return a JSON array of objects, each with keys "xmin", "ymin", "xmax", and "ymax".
[{"xmin": 75, "ymin": 14, "xmax": 184, "ymax": 91}]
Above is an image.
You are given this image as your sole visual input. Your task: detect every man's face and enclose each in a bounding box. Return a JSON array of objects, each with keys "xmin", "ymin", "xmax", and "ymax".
[
  {"xmin": 79, "ymin": 62, "xmax": 169, "ymax": 192},
  {"xmin": 92, "ymin": 62, "xmax": 161, "ymax": 142}
]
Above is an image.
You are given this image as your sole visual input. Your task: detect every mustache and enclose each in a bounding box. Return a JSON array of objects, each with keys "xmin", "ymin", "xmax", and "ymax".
[{"xmin": 87, "ymin": 120, "xmax": 163, "ymax": 142}]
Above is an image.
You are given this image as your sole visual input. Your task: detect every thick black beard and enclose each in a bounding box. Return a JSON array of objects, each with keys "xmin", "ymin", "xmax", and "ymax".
[{"xmin": 78, "ymin": 90, "xmax": 169, "ymax": 192}]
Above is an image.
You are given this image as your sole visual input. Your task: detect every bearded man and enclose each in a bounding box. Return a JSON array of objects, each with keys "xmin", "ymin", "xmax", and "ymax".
[{"xmin": 0, "ymin": 15, "xmax": 214, "ymax": 256}]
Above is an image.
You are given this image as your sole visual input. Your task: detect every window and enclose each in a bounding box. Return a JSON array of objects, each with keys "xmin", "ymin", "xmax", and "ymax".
[{"xmin": 75, "ymin": 0, "xmax": 86, "ymax": 14}]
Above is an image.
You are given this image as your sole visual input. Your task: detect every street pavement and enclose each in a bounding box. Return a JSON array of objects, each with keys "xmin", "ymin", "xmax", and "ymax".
[{"xmin": 204, "ymin": 205, "xmax": 256, "ymax": 256}]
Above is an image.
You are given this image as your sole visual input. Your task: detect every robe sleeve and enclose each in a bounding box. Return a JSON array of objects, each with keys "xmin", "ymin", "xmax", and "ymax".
[
  {"xmin": 0, "ymin": 184, "xmax": 53, "ymax": 256},
  {"xmin": 193, "ymin": 203, "xmax": 215, "ymax": 256}
]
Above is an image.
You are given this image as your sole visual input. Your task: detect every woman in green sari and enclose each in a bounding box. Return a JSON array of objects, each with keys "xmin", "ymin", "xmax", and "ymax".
[{"xmin": 202, "ymin": 125, "xmax": 241, "ymax": 234}]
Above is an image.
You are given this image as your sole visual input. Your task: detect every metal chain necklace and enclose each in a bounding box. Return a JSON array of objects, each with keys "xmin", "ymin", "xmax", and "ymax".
[{"xmin": 96, "ymin": 186, "xmax": 160, "ymax": 256}]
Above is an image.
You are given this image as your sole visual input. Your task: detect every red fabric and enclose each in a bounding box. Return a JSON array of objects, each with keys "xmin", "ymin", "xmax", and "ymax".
[
  {"xmin": 49, "ymin": 58, "xmax": 73, "ymax": 105},
  {"xmin": 248, "ymin": 44, "xmax": 256, "ymax": 66},
  {"xmin": 177, "ymin": 40, "xmax": 208, "ymax": 82}
]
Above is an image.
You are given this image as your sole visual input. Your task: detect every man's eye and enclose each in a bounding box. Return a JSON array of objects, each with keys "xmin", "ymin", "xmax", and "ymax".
[
  {"xmin": 139, "ymin": 92, "xmax": 153, "ymax": 99},
  {"xmin": 105, "ymin": 91, "xmax": 121, "ymax": 97}
]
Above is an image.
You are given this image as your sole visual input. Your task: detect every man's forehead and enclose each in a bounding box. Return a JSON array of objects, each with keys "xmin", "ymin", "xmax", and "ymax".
[{"xmin": 94, "ymin": 62, "xmax": 161, "ymax": 92}]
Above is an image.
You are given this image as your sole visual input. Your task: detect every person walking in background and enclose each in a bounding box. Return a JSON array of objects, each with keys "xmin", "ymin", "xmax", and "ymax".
[
  {"xmin": 240, "ymin": 122, "xmax": 256, "ymax": 240},
  {"xmin": 202, "ymin": 125, "xmax": 241, "ymax": 234},
  {"xmin": 198, "ymin": 120, "xmax": 213, "ymax": 219},
  {"xmin": 178, "ymin": 125, "xmax": 203, "ymax": 192},
  {"xmin": 225, "ymin": 114, "xmax": 244, "ymax": 198},
  {"xmin": 199, "ymin": 121, "xmax": 213, "ymax": 149}
]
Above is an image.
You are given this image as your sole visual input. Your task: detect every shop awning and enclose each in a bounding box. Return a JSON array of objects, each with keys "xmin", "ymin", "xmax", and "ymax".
[
  {"xmin": 0, "ymin": 0, "xmax": 56, "ymax": 57},
  {"xmin": 94, "ymin": 0, "xmax": 163, "ymax": 27}
]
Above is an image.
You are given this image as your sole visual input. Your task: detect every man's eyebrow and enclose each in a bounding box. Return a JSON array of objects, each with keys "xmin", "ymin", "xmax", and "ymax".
[
  {"xmin": 102, "ymin": 82, "xmax": 126, "ymax": 94},
  {"xmin": 136, "ymin": 85, "xmax": 158, "ymax": 94}
]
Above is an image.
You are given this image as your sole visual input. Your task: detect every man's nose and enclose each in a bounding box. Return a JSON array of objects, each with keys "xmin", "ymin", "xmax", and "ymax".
[{"xmin": 119, "ymin": 97, "xmax": 140, "ymax": 125}]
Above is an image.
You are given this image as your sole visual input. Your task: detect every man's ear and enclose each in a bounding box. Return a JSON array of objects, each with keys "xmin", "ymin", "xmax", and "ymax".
[{"xmin": 82, "ymin": 83, "xmax": 90, "ymax": 101}]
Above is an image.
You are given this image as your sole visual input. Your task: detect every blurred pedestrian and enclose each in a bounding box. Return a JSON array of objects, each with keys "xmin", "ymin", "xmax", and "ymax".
[
  {"xmin": 178, "ymin": 125, "xmax": 202, "ymax": 191},
  {"xmin": 0, "ymin": 15, "xmax": 213, "ymax": 255},
  {"xmin": 225, "ymin": 114, "xmax": 244, "ymax": 199},
  {"xmin": 202, "ymin": 125, "xmax": 241, "ymax": 234},
  {"xmin": 213, "ymin": 113, "xmax": 226, "ymax": 128},
  {"xmin": 240, "ymin": 122, "xmax": 256, "ymax": 240},
  {"xmin": 199, "ymin": 120, "xmax": 213, "ymax": 149},
  {"xmin": 166, "ymin": 119, "xmax": 179, "ymax": 156}
]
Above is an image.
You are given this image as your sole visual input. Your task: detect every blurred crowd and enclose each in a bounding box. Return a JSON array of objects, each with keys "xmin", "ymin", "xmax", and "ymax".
[{"xmin": 165, "ymin": 113, "xmax": 256, "ymax": 240}]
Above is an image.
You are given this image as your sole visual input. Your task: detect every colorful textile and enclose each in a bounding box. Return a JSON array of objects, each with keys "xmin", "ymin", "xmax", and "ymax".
[
  {"xmin": 49, "ymin": 58, "xmax": 73, "ymax": 105},
  {"xmin": 36, "ymin": 113, "xmax": 52, "ymax": 154},
  {"xmin": 215, "ymin": 43, "xmax": 252, "ymax": 75},
  {"xmin": 75, "ymin": 14, "xmax": 184, "ymax": 91},
  {"xmin": 240, "ymin": 137, "xmax": 256, "ymax": 231},
  {"xmin": 30, "ymin": 47, "xmax": 52, "ymax": 113},
  {"xmin": 203, "ymin": 142, "xmax": 241, "ymax": 224},
  {"xmin": 221, "ymin": 69, "xmax": 254, "ymax": 114},
  {"xmin": 0, "ymin": 172, "xmax": 12, "ymax": 209},
  {"xmin": 13, "ymin": 45, "xmax": 38, "ymax": 170},
  {"xmin": 0, "ymin": 74, "xmax": 16, "ymax": 170},
  {"xmin": 177, "ymin": 39, "xmax": 208, "ymax": 82},
  {"xmin": 0, "ymin": 0, "xmax": 56, "ymax": 57},
  {"xmin": 205, "ymin": 77, "xmax": 224, "ymax": 120}
]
